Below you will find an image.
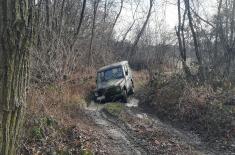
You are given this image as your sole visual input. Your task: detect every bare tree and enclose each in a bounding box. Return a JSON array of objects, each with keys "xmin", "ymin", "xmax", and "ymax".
[
  {"xmin": 176, "ymin": 0, "xmax": 191, "ymax": 78},
  {"xmin": 0, "ymin": 0, "xmax": 33, "ymax": 154},
  {"xmin": 184, "ymin": 0, "xmax": 205, "ymax": 81},
  {"xmin": 103, "ymin": 0, "xmax": 108, "ymax": 22},
  {"xmin": 129, "ymin": 0, "xmax": 154, "ymax": 59},
  {"xmin": 88, "ymin": 0, "xmax": 101, "ymax": 66},
  {"xmin": 45, "ymin": 0, "xmax": 50, "ymax": 34},
  {"xmin": 109, "ymin": 0, "xmax": 124, "ymax": 38},
  {"xmin": 121, "ymin": 0, "xmax": 140, "ymax": 44},
  {"xmin": 58, "ymin": 0, "xmax": 66, "ymax": 37},
  {"xmin": 75, "ymin": 0, "xmax": 87, "ymax": 37},
  {"xmin": 213, "ymin": 0, "xmax": 235, "ymax": 77},
  {"xmin": 70, "ymin": 0, "xmax": 87, "ymax": 49}
]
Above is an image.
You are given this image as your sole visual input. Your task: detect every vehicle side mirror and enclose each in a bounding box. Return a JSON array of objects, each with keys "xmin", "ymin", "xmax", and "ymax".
[{"xmin": 125, "ymin": 70, "xmax": 128, "ymax": 76}]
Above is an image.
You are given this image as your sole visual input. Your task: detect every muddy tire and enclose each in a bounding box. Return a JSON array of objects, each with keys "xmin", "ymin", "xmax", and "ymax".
[
  {"xmin": 94, "ymin": 97, "xmax": 99, "ymax": 103},
  {"xmin": 122, "ymin": 89, "xmax": 128, "ymax": 103},
  {"xmin": 129, "ymin": 86, "xmax": 134, "ymax": 95},
  {"xmin": 94, "ymin": 96, "xmax": 105, "ymax": 104},
  {"xmin": 129, "ymin": 81, "xmax": 134, "ymax": 95}
]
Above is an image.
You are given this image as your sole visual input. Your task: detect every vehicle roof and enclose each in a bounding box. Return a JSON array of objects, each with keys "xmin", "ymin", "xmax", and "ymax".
[{"xmin": 98, "ymin": 61, "xmax": 128, "ymax": 72}]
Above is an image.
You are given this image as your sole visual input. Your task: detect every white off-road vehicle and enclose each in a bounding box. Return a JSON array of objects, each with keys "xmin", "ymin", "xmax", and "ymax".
[{"xmin": 94, "ymin": 61, "xmax": 134, "ymax": 103}]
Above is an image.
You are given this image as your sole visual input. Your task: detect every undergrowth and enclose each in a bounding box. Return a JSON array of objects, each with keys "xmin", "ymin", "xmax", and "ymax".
[
  {"xmin": 21, "ymin": 71, "xmax": 96, "ymax": 154},
  {"xmin": 140, "ymin": 73, "xmax": 235, "ymax": 148},
  {"xmin": 21, "ymin": 114, "xmax": 90, "ymax": 155}
]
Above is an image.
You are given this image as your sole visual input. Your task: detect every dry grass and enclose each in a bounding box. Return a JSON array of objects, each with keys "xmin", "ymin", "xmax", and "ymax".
[
  {"xmin": 132, "ymin": 70, "xmax": 149, "ymax": 89},
  {"xmin": 27, "ymin": 68, "xmax": 96, "ymax": 126},
  {"xmin": 141, "ymin": 74, "xmax": 235, "ymax": 147},
  {"xmin": 21, "ymin": 69, "xmax": 98, "ymax": 154}
]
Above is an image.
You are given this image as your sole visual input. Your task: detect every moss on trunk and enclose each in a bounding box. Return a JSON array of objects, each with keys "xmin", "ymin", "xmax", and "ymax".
[{"xmin": 0, "ymin": 0, "xmax": 32, "ymax": 154}]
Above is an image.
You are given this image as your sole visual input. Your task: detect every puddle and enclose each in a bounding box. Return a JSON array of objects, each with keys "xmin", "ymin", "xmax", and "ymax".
[
  {"xmin": 108, "ymin": 128, "xmax": 127, "ymax": 140},
  {"xmin": 95, "ymin": 118, "xmax": 109, "ymax": 126},
  {"xmin": 86, "ymin": 101, "xmax": 105, "ymax": 111},
  {"xmin": 136, "ymin": 113, "xmax": 148, "ymax": 119},
  {"xmin": 126, "ymin": 98, "xmax": 139, "ymax": 108},
  {"xmin": 87, "ymin": 97, "xmax": 139, "ymax": 110}
]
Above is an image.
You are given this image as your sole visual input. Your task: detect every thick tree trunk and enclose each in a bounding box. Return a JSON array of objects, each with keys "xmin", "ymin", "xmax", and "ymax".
[{"xmin": 0, "ymin": 0, "xmax": 32, "ymax": 154}]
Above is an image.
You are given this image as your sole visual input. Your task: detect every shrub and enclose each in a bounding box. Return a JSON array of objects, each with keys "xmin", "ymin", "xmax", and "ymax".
[{"xmin": 143, "ymin": 74, "xmax": 235, "ymax": 142}]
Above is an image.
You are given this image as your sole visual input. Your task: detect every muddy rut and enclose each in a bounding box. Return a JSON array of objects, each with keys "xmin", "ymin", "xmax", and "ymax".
[
  {"xmin": 84, "ymin": 98, "xmax": 228, "ymax": 155},
  {"xmin": 86, "ymin": 101, "xmax": 146, "ymax": 155}
]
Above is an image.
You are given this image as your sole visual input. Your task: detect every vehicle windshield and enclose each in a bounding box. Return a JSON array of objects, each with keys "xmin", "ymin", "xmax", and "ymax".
[{"xmin": 97, "ymin": 66, "xmax": 124, "ymax": 82}]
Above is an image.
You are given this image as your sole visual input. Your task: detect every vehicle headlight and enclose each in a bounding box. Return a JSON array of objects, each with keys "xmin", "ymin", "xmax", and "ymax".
[{"xmin": 94, "ymin": 92, "xmax": 98, "ymax": 96}]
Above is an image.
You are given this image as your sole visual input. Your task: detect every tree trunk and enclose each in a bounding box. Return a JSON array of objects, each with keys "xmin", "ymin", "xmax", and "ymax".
[
  {"xmin": 121, "ymin": 20, "xmax": 136, "ymax": 44},
  {"xmin": 88, "ymin": 0, "xmax": 100, "ymax": 66},
  {"xmin": 103, "ymin": 0, "xmax": 108, "ymax": 22},
  {"xmin": 129, "ymin": 0, "xmax": 154, "ymax": 60},
  {"xmin": 185, "ymin": 0, "xmax": 205, "ymax": 82},
  {"xmin": 58, "ymin": 0, "xmax": 66, "ymax": 37},
  {"xmin": 45, "ymin": 0, "xmax": 50, "ymax": 32},
  {"xmin": 0, "ymin": 0, "xmax": 32, "ymax": 154},
  {"xmin": 109, "ymin": 0, "xmax": 124, "ymax": 38},
  {"xmin": 214, "ymin": 0, "xmax": 222, "ymax": 62},
  {"xmin": 176, "ymin": 0, "xmax": 191, "ymax": 78},
  {"xmin": 121, "ymin": 0, "xmax": 140, "ymax": 45},
  {"xmin": 70, "ymin": 0, "xmax": 87, "ymax": 50}
]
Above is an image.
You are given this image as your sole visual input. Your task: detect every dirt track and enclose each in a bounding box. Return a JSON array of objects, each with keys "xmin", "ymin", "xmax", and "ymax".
[
  {"xmin": 85, "ymin": 101, "xmax": 146, "ymax": 155},
  {"xmin": 84, "ymin": 98, "xmax": 229, "ymax": 155}
]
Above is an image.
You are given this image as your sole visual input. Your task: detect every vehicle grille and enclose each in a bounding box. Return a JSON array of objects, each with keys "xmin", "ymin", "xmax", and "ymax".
[
  {"xmin": 97, "ymin": 87, "xmax": 119, "ymax": 97},
  {"xmin": 97, "ymin": 89, "xmax": 105, "ymax": 96},
  {"xmin": 106, "ymin": 87, "xmax": 119, "ymax": 97}
]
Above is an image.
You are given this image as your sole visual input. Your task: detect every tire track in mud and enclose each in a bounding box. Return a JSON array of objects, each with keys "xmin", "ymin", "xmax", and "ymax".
[
  {"xmin": 125, "ymin": 99, "xmax": 230, "ymax": 155},
  {"xmin": 100, "ymin": 111, "xmax": 150, "ymax": 154},
  {"xmin": 85, "ymin": 101, "xmax": 147, "ymax": 155},
  {"xmin": 126, "ymin": 109, "xmax": 217, "ymax": 155},
  {"xmin": 85, "ymin": 99, "xmax": 225, "ymax": 155}
]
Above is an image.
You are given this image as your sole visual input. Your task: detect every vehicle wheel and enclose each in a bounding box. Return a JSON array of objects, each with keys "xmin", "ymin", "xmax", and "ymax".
[
  {"xmin": 94, "ymin": 95, "xmax": 104, "ymax": 103},
  {"xmin": 122, "ymin": 89, "xmax": 128, "ymax": 103},
  {"xmin": 129, "ymin": 82, "xmax": 135, "ymax": 95},
  {"xmin": 94, "ymin": 97, "xmax": 99, "ymax": 103},
  {"xmin": 94, "ymin": 97, "xmax": 105, "ymax": 104}
]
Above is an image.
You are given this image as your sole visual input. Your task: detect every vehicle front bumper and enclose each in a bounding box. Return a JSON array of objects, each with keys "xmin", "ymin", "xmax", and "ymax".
[{"xmin": 95, "ymin": 86, "xmax": 123, "ymax": 101}]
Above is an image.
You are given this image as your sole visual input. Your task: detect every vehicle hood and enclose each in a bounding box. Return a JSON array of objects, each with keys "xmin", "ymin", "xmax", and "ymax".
[{"xmin": 97, "ymin": 79, "xmax": 125, "ymax": 90}]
